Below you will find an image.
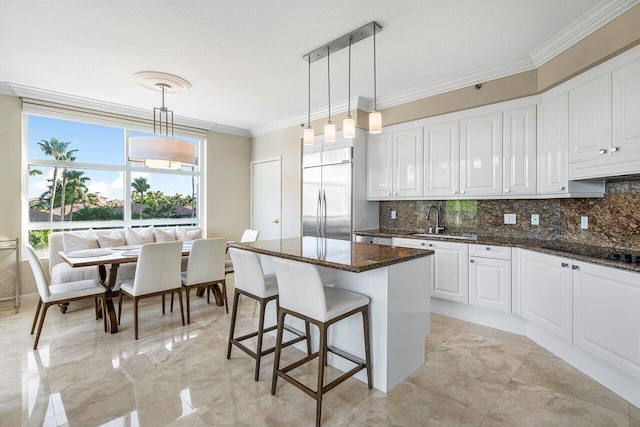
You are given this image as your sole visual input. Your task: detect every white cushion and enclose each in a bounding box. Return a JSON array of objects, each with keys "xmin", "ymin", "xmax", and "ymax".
[
  {"xmin": 46, "ymin": 279, "xmax": 104, "ymax": 303},
  {"xmin": 63, "ymin": 230, "xmax": 98, "ymax": 252},
  {"xmin": 323, "ymin": 287, "xmax": 369, "ymax": 322},
  {"xmin": 154, "ymin": 228, "xmax": 176, "ymax": 242},
  {"xmin": 259, "ymin": 273, "xmax": 279, "ymax": 298},
  {"xmin": 125, "ymin": 226, "xmax": 154, "ymax": 245},
  {"xmin": 95, "ymin": 230, "xmax": 125, "ymax": 248},
  {"xmin": 176, "ymin": 227, "xmax": 202, "ymax": 241},
  {"xmin": 50, "ymin": 263, "xmax": 100, "ymax": 284}
]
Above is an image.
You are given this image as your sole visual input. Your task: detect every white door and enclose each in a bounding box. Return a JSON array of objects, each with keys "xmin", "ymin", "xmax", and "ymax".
[
  {"xmin": 538, "ymin": 93, "xmax": 569, "ymax": 194},
  {"xmin": 424, "ymin": 120, "xmax": 459, "ymax": 197},
  {"xmin": 251, "ymin": 157, "xmax": 281, "ymax": 241},
  {"xmin": 460, "ymin": 112, "xmax": 502, "ymax": 197},
  {"xmin": 503, "ymin": 105, "xmax": 536, "ymax": 195},
  {"xmin": 392, "ymin": 128, "xmax": 423, "ymax": 197}
]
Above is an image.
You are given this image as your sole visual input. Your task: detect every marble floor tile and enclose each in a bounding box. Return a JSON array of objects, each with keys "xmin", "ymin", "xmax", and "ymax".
[{"xmin": 631, "ymin": 404, "xmax": 640, "ymax": 427}]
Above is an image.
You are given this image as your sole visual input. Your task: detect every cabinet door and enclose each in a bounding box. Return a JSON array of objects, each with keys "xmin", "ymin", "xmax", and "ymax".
[
  {"xmin": 393, "ymin": 128, "xmax": 424, "ymax": 197},
  {"xmin": 537, "ymin": 93, "xmax": 569, "ymax": 194},
  {"xmin": 469, "ymin": 257, "xmax": 511, "ymax": 312},
  {"xmin": 366, "ymin": 133, "xmax": 392, "ymax": 199},
  {"xmin": 460, "ymin": 112, "xmax": 502, "ymax": 197},
  {"xmin": 568, "ymin": 73, "xmax": 611, "ymax": 162},
  {"xmin": 573, "ymin": 262, "xmax": 640, "ymax": 380},
  {"xmin": 424, "ymin": 121, "xmax": 459, "ymax": 197},
  {"xmin": 521, "ymin": 250, "xmax": 573, "ymax": 343},
  {"xmin": 612, "ymin": 58, "xmax": 640, "ymax": 157},
  {"xmin": 503, "ymin": 106, "xmax": 536, "ymax": 195},
  {"xmin": 428, "ymin": 240, "xmax": 469, "ymax": 304}
]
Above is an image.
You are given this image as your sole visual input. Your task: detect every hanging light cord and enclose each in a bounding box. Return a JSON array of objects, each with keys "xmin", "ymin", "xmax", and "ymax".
[
  {"xmin": 348, "ymin": 37, "xmax": 352, "ymax": 116},
  {"xmin": 307, "ymin": 55, "xmax": 311, "ymax": 127},
  {"xmin": 373, "ymin": 25, "xmax": 377, "ymax": 111},
  {"xmin": 327, "ymin": 45, "xmax": 331, "ymax": 121}
]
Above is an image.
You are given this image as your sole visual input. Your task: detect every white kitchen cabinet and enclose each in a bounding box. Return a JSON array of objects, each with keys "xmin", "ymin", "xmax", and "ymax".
[
  {"xmin": 366, "ymin": 133, "xmax": 393, "ymax": 199},
  {"xmin": 613, "ymin": 58, "xmax": 640, "ymax": 158},
  {"xmin": 521, "ymin": 250, "xmax": 573, "ymax": 343},
  {"xmin": 568, "ymin": 73, "xmax": 611, "ymax": 163},
  {"xmin": 393, "ymin": 128, "xmax": 424, "ymax": 197},
  {"xmin": 460, "ymin": 112, "xmax": 502, "ymax": 197},
  {"xmin": 469, "ymin": 255, "xmax": 512, "ymax": 313},
  {"xmin": 537, "ymin": 93, "xmax": 569, "ymax": 194},
  {"xmin": 394, "ymin": 237, "xmax": 469, "ymax": 304},
  {"xmin": 572, "ymin": 261, "xmax": 640, "ymax": 380},
  {"xmin": 423, "ymin": 120, "xmax": 459, "ymax": 198},
  {"xmin": 503, "ymin": 105, "xmax": 536, "ymax": 195}
]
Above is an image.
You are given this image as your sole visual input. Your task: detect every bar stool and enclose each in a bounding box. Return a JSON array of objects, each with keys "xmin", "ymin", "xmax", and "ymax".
[
  {"xmin": 226, "ymin": 248, "xmax": 311, "ymax": 381},
  {"xmin": 271, "ymin": 258, "xmax": 372, "ymax": 427}
]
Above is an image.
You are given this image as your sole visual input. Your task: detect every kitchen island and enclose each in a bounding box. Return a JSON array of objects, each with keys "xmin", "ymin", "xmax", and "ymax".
[{"xmin": 229, "ymin": 236, "xmax": 433, "ymax": 392}]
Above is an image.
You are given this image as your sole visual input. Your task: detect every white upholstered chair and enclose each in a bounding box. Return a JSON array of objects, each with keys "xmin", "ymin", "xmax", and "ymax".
[
  {"xmin": 271, "ymin": 258, "xmax": 372, "ymax": 427},
  {"xmin": 24, "ymin": 244, "xmax": 107, "ymax": 350},
  {"xmin": 226, "ymin": 248, "xmax": 310, "ymax": 381},
  {"xmin": 117, "ymin": 241, "xmax": 184, "ymax": 339},
  {"xmin": 224, "ymin": 229, "xmax": 260, "ymax": 276}
]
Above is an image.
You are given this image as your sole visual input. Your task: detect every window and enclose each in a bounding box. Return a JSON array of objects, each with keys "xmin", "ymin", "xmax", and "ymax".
[{"xmin": 25, "ymin": 113, "xmax": 204, "ymax": 250}]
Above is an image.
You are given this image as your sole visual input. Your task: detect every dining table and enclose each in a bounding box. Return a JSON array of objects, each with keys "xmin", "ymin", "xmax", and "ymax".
[{"xmin": 59, "ymin": 242, "xmax": 225, "ymax": 333}]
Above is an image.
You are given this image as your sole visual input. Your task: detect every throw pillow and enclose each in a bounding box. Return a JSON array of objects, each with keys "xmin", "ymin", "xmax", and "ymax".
[
  {"xmin": 124, "ymin": 226, "xmax": 155, "ymax": 245},
  {"xmin": 176, "ymin": 227, "xmax": 202, "ymax": 241},
  {"xmin": 95, "ymin": 230, "xmax": 125, "ymax": 248},
  {"xmin": 63, "ymin": 229, "xmax": 98, "ymax": 252},
  {"xmin": 154, "ymin": 228, "xmax": 176, "ymax": 242}
]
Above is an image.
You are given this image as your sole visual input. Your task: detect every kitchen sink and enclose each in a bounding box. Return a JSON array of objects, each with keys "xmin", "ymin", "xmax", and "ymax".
[{"xmin": 412, "ymin": 233, "xmax": 477, "ymax": 240}]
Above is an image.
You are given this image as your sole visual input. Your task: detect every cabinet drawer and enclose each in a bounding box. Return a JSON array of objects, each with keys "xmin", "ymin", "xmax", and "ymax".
[
  {"xmin": 393, "ymin": 237, "xmax": 431, "ymax": 249},
  {"xmin": 469, "ymin": 244, "xmax": 511, "ymax": 260}
]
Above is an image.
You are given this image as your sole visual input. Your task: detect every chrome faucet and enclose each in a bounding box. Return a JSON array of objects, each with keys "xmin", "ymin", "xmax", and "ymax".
[{"xmin": 426, "ymin": 205, "xmax": 445, "ymax": 234}]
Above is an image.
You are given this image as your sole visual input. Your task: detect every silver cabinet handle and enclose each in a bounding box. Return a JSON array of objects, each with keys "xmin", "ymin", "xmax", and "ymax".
[
  {"xmin": 572, "ymin": 265, "xmax": 579, "ymax": 270},
  {"xmin": 559, "ymin": 186, "xmax": 565, "ymax": 191},
  {"xmin": 453, "ymin": 190, "xmax": 457, "ymax": 194},
  {"xmin": 561, "ymin": 262, "xmax": 569, "ymax": 268},
  {"xmin": 504, "ymin": 189, "xmax": 510, "ymax": 193},
  {"xmin": 470, "ymin": 259, "xmax": 475, "ymax": 263},
  {"xmin": 420, "ymin": 242, "xmax": 426, "ymax": 246},
  {"xmin": 486, "ymin": 247, "xmax": 491, "ymax": 251},
  {"xmin": 428, "ymin": 243, "xmax": 434, "ymax": 247},
  {"xmin": 611, "ymin": 146, "xmax": 619, "ymax": 152},
  {"xmin": 461, "ymin": 190, "xmax": 466, "ymax": 194},
  {"xmin": 386, "ymin": 192, "xmax": 391, "ymax": 196},
  {"xmin": 394, "ymin": 192, "xmax": 398, "ymax": 195},
  {"xmin": 599, "ymin": 149, "xmax": 607, "ymax": 154}
]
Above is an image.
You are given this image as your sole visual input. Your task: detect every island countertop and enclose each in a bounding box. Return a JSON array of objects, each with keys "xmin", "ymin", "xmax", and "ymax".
[{"xmin": 228, "ymin": 236, "xmax": 433, "ymax": 273}]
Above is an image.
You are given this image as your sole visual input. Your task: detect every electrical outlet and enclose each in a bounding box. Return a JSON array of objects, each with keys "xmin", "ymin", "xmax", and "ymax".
[
  {"xmin": 581, "ymin": 216, "xmax": 589, "ymax": 229},
  {"xmin": 391, "ymin": 210, "xmax": 396, "ymax": 220},
  {"xmin": 504, "ymin": 214, "xmax": 516, "ymax": 225},
  {"xmin": 531, "ymin": 214, "xmax": 540, "ymax": 225}
]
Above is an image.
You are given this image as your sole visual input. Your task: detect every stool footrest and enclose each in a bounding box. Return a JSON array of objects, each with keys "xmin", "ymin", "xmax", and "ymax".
[
  {"xmin": 327, "ymin": 345, "xmax": 366, "ymax": 366},
  {"xmin": 280, "ymin": 351, "xmax": 319, "ymax": 373}
]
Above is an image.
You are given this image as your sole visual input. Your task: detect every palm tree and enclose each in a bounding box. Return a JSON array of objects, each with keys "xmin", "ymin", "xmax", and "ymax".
[
  {"xmin": 37, "ymin": 138, "xmax": 78, "ymax": 222},
  {"xmin": 131, "ymin": 177, "xmax": 150, "ymax": 219},
  {"xmin": 66, "ymin": 170, "xmax": 90, "ymax": 221}
]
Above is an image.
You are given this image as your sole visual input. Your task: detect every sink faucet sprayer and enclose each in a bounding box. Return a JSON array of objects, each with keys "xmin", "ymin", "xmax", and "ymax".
[{"xmin": 426, "ymin": 205, "xmax": 445, "ymax": 234}]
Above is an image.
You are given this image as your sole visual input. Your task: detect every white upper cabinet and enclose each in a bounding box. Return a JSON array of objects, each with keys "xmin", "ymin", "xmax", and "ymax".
[
  {"xmin": 538, "ymin": 93, "xmax": 569, "ymax": 194},
  {"xmin": 568, "ymin": 73, "xmax": 612, "ymax": 163},
  {"xmin": 393, "ymin": 128, "xmax": 424, "ymax": 197},
  {"xmin": 424, "ymin": 120, "xmax": 459, "ymax": 197},
  {"xmin": 460, "ymin": 112, "xmax": 502, "ymax": 197},
  {"xmin": 366, "ymin": 133, "xmax": 393, "ymax": 199},
  {"xmin": 503, "ymin": 105, "xmax": 536, "ymax": 195},
  {"xmin": 612, "ymin": 57, "xmax": 640, "ymax": 158}
]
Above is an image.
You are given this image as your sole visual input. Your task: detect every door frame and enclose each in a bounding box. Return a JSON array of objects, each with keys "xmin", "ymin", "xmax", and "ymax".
[{"xmin": 250, "ymin": 156, "xmax": 282, "ymax": 239}]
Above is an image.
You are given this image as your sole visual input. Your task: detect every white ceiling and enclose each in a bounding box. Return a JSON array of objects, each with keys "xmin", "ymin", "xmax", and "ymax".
[{"xmin": 0, "ymin": 0, "xmax": 633, "ymax": 136}]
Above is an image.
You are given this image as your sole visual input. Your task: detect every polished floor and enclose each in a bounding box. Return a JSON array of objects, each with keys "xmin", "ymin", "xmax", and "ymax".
[{"xmin": 1, "ymin": 277, "xmax": 638, "ymax": 426}]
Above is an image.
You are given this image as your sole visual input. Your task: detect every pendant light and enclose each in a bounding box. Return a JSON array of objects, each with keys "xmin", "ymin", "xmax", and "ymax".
[
  {"xmin": 303, "ymin": 55, "xmax": 314, "ymax": 146},
  {"xmin": 324, "ymin": 46, "xmax": 336, "ymax": 143},
  {"xmin": 369, "ymin": 25, "xmax": 382, "ymax": 134},
  {"xmin": 343, "ymin": 37, "xmax": 355, "ymax": 139}
]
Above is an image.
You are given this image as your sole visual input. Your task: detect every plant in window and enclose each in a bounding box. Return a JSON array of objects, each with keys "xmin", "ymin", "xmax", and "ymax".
[
  {"xmin": 37, "ymin": 137, "xmax": 78, "ymax": 222},
  {"xmin": 131, "ymin": 177, "xmax": 150, "ymax": 219}
]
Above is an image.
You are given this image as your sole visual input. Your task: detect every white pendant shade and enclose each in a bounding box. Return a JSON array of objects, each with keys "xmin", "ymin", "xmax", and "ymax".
[
  {"xmin": 303, "ymin": 127, "xmax": 315, "ymax": 146},
  {"xmin": 369, "ymin": 110, "xmax": 382, "ymax": 134},
  {"xmin": 324, "ymin": 122, "xmax": 336, "ymax": 143},
  {"xmin": 343, "ymin": 116, "xmax": 355, "ymax": 138},
  {"xmin": 129, "ymin": 136, "xmax": 196, "ymax": 169}
]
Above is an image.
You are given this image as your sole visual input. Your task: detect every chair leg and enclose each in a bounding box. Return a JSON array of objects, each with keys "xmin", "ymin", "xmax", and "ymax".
[
  {"xmin": 271, "ymin": 310, "xmax": 286, "ymax": 395},
  {"xmin": 102, "ymin": 295, "xmax": 108, "ymax": 333},
  {"xmin": 33, "ymin": 303, "xmax": 50, "ymax": 350},
  {"xmin": 254, "ymin": 299, "xmax": 268, "ymax": 381},
  {"xmin": 222, "ymin": 280, "xmax": 229, "ymax": 314},
  {"xmin": 177, "ymin": 289, "xmax": 185, "ymax": 326},
  {"xmin": 117, "ymin": 292, "xmax": 123, "ymax": 325},
  {"xmin": 162, "ymin": 294, "xmax": 165, "ymax": 315},
  {"xmin": 134, "ymin": 297, "xmax": 139, "ymax": 340},
  {"xmin": 362, "ymin": 306, "xmax": 373, "ymax": 389},
  {"xmin": 305, "ymin": 321, "xmax": 312, "ymax": 355},
  {"xmin": 227, "ymin": 290, "xmax": 241, "ymax": 359},
  {"xmin": 316, "ymin": 323, "xmax": 327, "ymax": 427},
  {"xmin": 170, "ymin": 292, "xmax": 174, "ymax": 313},
  {"xmin": 31, "ymin": 298, "xmax": 43, "ymax": 334},
  {"xmin": 185, "ymin": 287, "xmax": 191, "ymax": 325},
  {"xmin": 94, "ymin": 297, "xmax": 99, "ymax": 320}
]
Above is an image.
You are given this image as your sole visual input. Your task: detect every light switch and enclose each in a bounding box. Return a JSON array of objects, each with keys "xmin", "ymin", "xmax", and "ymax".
[
  {"xmin": 391, "ymin": 210, "xmax": 396, "ymax": 220},
  {"xmin": 504, "ymin": 214, "xmax": 516, "ymax": 225},
  {"xmin": 581, "ymin": 216, "xmax": 588, "ymax": 229}
]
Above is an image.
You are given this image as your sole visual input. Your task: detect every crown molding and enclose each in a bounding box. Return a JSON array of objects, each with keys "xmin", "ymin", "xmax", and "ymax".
[
  {"xmin": 0, "ymin": 82, "xmax": 16, "ymax": 96},
  {"xmin": 529, "ymin": 0, "xmax": 638, "ymax": 67},
  {"xmin": 6, "ymin": 82, "xmax": 251, "ymax": 138}
]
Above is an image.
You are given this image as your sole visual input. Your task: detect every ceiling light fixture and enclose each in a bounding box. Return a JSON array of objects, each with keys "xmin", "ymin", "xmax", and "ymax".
[
  {"xmin": 128, "ymin": 72, "xmax": 196, "ymax": 170},
  {"xmin": 343, "ymin": 36, "xmax": 355, "ymax": 139},
  {"xmin": 303, "ymin": 55, "xmax": 314, "ymax": 146},
  {"xmin": 324, "ymin": 46, "xmax": 336, "ymax": 143},
  {"xmin": 369, "ymin": 26, "xmax": 382, "ymax": 134}
]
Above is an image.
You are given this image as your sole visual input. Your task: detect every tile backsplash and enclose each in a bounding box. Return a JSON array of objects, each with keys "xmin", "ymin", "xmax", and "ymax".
[{"xmin": 379, "ymin": 178, "xmax": 640, "ymax": 250}]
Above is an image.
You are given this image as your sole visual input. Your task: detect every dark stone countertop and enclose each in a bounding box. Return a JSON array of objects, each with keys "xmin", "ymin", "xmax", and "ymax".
[
  {"xmin": 229, "ymin": 236, "xmax": 433, "ymax": 273},
  {"xmin": 355, "ymin": 229, "xmax": 640, "ymax": 273}
]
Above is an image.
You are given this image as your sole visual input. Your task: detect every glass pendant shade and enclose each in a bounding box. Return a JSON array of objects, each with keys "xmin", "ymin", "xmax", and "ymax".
[
  {"xmin": 324, "ymin": 121, "xmax": 336, "ymax": 143},
  {"xmin": 369, "ymin": 110, "xmax": 382, "ymax": 134},
  {"xmin": 303, "ymin": 126, "xmax": 315, "ymax": 146},
  {"xmin": 129, "ymin": 136, "xmax": 196, "ymax": 169},
  {"xmin": 343, "ymin": 116, "xmax": 355, "ymax": 138}
]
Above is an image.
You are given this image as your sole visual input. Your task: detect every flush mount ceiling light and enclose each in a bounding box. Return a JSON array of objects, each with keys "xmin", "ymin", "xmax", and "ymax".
[
  {"xmin": 128, "ymin": 72, "xmax": 196, "ymax": 170},
  {"xmin": 304, "ymin": 21, "xmax": 383, "ymax": 143}
]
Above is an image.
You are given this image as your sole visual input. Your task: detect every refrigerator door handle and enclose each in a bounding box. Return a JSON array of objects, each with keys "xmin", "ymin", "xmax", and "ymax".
[
  {"xmin": 322, "ymin": 189, "xmax": 327, "ymax": 237},
  {"xmin": 316, "ymin": 189, "xmax": 322, "ymax": 236}
]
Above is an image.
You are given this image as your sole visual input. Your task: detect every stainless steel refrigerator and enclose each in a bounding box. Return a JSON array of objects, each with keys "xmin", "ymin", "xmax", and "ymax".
[{"xmin": 303, "ymin": 137, "xmax": 378, "ymax": 241}]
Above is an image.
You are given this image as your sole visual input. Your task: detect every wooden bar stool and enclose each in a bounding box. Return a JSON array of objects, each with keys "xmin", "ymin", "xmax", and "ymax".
[
  {"xmin": 270, "ymin": 258, "xmax": 372, "ymax": 427},
  {"xmin": 226, "ymin": 248, "xmax": 311, "ymax": 381}
]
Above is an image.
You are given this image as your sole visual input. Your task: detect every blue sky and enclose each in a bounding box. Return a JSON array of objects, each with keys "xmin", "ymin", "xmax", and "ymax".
[{"xmin": 27, "ymin": 116, "xmax": 198, "ymax": 201}]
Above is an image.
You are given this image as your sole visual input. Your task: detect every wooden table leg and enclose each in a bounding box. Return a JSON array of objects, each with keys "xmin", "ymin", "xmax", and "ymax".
[
  {"xmin": 105, "ymin": 264, "xmax": 120, "ymax": 334},
  {"xmin": 211, "ymin": 284, "xmax": 224, "ymax": 306}
]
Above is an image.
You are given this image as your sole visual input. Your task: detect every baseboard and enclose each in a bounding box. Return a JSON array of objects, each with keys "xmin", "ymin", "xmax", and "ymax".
[{"xmin": 431, "ymin": 298, "xmax": 527, "ymax": 335}]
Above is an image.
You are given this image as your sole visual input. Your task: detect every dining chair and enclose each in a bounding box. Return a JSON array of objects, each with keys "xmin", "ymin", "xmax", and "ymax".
[
  {"xmin": 271, "ymin": 257, "xmax": 372, "ymax": 427},
  {"xmin": 117, "ymin": 241, "xmax": 185, "ymax": 339},
  {"xmin": 224, "ymin": 229, "xmax": 260, "ymax": 276},
  {"xmin": 227, "ymin": 248, "xmax": 310, "ymax": 381},
  {"xmin": 24, "ymin": 244, "xmax": 107, "ymax": 350}
]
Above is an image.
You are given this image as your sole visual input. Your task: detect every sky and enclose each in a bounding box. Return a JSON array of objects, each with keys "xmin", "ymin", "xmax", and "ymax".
[{"xmin": 27, "ymin": 116, "xmax": 199, "ymax": 201}]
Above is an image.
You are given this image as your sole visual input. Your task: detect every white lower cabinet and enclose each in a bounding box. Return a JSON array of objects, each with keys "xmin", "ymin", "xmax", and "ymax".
[
  {"xmin": 573, "ymin": 261, "xmax": 640, "ymax": 380},
  {"xmin": 520, "ymin": 250, "xmax": 573, "ymax": 343},
  {"xmin": 469, "ymin": 244, "xmax": 512, "ymax": 312},
  {"xmin": 394, "ymin": 238, "xmax": 469, "ymax": 304}
]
